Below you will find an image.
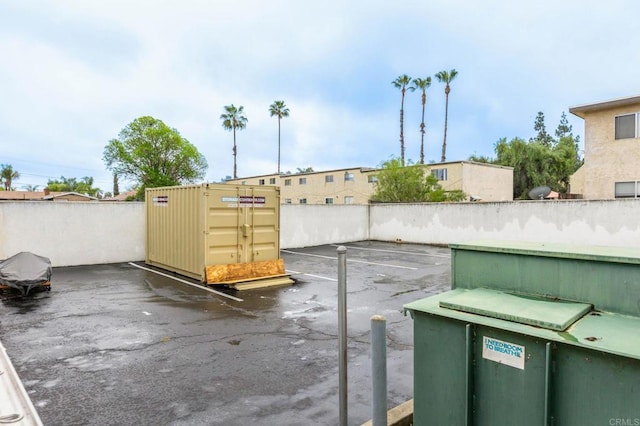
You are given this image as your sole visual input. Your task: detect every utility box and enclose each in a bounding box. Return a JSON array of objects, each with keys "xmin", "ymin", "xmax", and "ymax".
[
  {"xmin": 145, "ymin": 184, "xmax": 292, "ymax": 290},
  {"xmin": 404, "ymin": 241, "xmax": 640, "ymax": 426}
]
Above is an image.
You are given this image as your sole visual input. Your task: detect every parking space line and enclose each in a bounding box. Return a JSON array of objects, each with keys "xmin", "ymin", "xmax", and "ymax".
[
  {"xmin": 303, "ymin": 273, "xmax": 338, "ymax": 282},
  {"xmin": 330, "ymin": 244, "xmax": 451, "ymax": 258},
  {"xmin": 287, "ymin": 269, "xmax": 337, "ymax": 282},
  {"xmin": 128, "ymin": 263, "xmax": 244, "ymax": 302},
  {"xmin": 281, "ymin": 250, "xmax": 418, "ymax": 270}
]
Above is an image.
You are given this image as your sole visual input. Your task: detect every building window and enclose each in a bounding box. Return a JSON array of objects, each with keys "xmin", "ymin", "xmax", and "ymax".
[
  {"xmin": 615, "ymin": 113, "xmax": 639, "ymax": 140},
  {"xmin": 241, "ymin": 181, "xmax": 247, "ymax": 185},
  {"xmin": 368, "ymin": 175, "xmax": 378, "ymax": 183},
  {"xmin": 284, "ymin": 179, "xmax": 291, "ymax": 186},
  {"xmin": 615, "ymin": 181, "xmax": 639, "ymax": 198},
  {"xmin": 269, "ymin": 178, "xmax": 276, "ymax": 184},
  {"xmin": 344, "ymin": 196, "xmax": 354, "ymax": 204},
  {"xmin": 344, "ymin": 172, "xmax": 354, "ymax": 181},
  {"xmin": 259, "ymin": 179, "xmax": 265, "ymax": 185},
  {"xmin": 299, "ymin": 177, "xmax": 307, "ymax": 185},
  {"xmin": 325, "ymin": 175, "xmax": 334, "ymax": 183},
  {"xmin": 431, "ymin": 168, "xmax": 448, "ymax": 181},
  {"xmin": 299, "ymin": 198, "xmax": 307, "ymax": 204},
  {"xmin": 325, "ymin": 197, "xmax": 334, "ymax": 204},
  {"xmin": 284, "ymin": 198, "xmax": 292, "ymax": 204}
]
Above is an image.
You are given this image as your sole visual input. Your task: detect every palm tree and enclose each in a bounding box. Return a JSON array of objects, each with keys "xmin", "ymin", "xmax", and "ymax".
[
  {"xmin": 268, "ymin": 100, "xmax": 290, "ymax": 174},
  {"xmin": 220, "ymin": 104, "xmax": 248, "ymax": 179},
  {"xmin": 435, "ymin": 69, "xmax": 458, "ymax": 162},
  {"xmin": 410, "ymin": 77, "xmax": 432, "ymax": 164},
  {"xmin": 392, "ymin": 74, "xmax": 412, "ymax": 166},
  {"xmin": 0, "ymin": 164, "xmax": 20, "ymax": 191}
]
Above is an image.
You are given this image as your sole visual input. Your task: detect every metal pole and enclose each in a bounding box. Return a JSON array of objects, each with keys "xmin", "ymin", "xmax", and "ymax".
[
  {"xmin": 337, "ymin": 246, "xmax": 348, "ymax": 426},
  {"xmin": 371, "ymin": 315, "xmax": 387, "ymax": 426}
]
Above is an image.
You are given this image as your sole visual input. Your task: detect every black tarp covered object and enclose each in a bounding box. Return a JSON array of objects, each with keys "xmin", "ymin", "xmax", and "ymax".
[{"xmin": 0, "ymin": 252, "xmax": 52, "ymax": 295}]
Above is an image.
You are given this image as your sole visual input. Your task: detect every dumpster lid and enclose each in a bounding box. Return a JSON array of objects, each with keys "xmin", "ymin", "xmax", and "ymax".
[
  {"xmin": 438, "ymin": 288, "xmax": 592, "ymax": 331},
  {"xmin": 404, "ymin": 290, "xmax": 640, "ymax": 360},
  {"xmin": 449, "ymin": 240, "xmax": 640, "ymax": 265}
]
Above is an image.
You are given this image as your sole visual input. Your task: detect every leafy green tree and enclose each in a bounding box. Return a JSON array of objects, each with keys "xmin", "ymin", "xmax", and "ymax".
[
  {"xmin": 23, "ymin": 184, "xmax": 39, "ymax": 192},
  {"xmin": 553, "ymin": 135, "xmax": 582, "ymax": 193},
  {"xmin": 47, "ymin": 176, "xmax": 101, "ymax": 197},
  {"xmin": 435, "ymin": 69, "xmax": 458, "ymax": 162},
  {"xmin": 220, "ymin": 104, "xmax": 248, "ymax": 179},
  {"xmin": 468, "ymin": 154, "xmax": 494, "ymax": 163},
  {"xmin": 295, "ymin": 167, "xmax": 314, "ymax": 174},
  {"xmin": 392, "ymin": 75, "xmax": 412, "ymax": 165},
  {"xmin": 103, "ymin": 116, "xmax": 208, "ymax": 199},
  {"xmin": 370, "ymin": 157, "xmax": 466, "ymax": 202},
  {"xmin": 491, "ymin": 135, "xmax": 581, "ymax": 199},
  {"xmin": 410, "ymin": 77, "xmax": 432, "ymax": 164},
  {"xmin": 269, "ymin": 100, "xmax": 290, "ymax": 174},
  {"xmin": 0, "ymin": 164, "xmax": 20, "ymax": 191},
  {"xmin": 530, "ymin": 111, "xmax": 554, "ymax": 147}
]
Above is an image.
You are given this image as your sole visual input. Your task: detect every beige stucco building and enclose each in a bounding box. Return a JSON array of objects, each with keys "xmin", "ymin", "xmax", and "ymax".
[
  {"xmin": 226, "ymin": 167, "xmax": 377, "ymax": 205},
  {"xmin": 570, "ymin": 95, "xmax": 640, "ymax": 199},
  {"xmin": 225, "ymin": 161, "xmax": 513, "ymax": 204}
]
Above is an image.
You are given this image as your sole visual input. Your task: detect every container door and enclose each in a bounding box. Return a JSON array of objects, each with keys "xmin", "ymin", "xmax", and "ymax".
[{"xmin": 204, "ymin": 185, "xmax": 280, "ymax": 265}]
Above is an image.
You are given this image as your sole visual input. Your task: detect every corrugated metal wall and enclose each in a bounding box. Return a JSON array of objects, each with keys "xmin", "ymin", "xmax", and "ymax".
[{"xmin": 146, "ymin": 185, "xmax": 204, "ymax": 279}]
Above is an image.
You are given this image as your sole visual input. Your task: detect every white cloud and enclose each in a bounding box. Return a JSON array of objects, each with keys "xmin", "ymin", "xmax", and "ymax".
[{"xmin": 1, "ymin": 0, "xmax": 639, "ymax": 190}]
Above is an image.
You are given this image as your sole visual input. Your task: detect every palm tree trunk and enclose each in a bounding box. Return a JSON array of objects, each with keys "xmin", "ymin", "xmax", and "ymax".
[
  {"xmin": 400, "ymin": 88, "xmax": 406, "ymax": 166},
  {"xmin": 277, "ymin": 117, "xmax": 281, "ymax": 174},
  {"xmin": 233, "ymin": 126, "xmax": 237, "ymax": 179},
  {"xmin": 420, "ymin": 92, "xmax": 426, "ymax": 164},
  {"xmin": 441, "ymin": 92, "xmax": 449, "ymax": 162}
]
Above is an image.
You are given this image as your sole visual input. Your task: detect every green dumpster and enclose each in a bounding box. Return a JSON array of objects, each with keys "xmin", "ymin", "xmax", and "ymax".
[{"xmin": 404, "ymin": 241, "xmax": 640, "ymax": 426}]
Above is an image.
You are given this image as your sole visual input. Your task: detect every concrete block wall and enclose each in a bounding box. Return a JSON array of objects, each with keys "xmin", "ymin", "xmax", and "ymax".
[
  {"xmin": 369, "ymin": 199, "xmax": 640, "ymax": 248},
  {"xmin": 1, "ymin": 199, "xmax": 639, "ymax": 267},
  {"xmin": 0, "ymin": 201, "xmax": 145, "ymax": 267},
  {"xmin": 280, "ymin": 205, "xmax": 369, "ymax": 248}
]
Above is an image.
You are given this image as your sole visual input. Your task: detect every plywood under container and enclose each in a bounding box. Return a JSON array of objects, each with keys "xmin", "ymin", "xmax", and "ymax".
[{"xmin": 145, "ymin": 183, "xmax": 292, "ymax": 289}]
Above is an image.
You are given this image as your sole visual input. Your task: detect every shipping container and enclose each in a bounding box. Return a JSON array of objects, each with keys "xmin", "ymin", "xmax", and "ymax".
[{"xmin": 145, "ymin": 184, "xmax": 292, "ymax": 289}]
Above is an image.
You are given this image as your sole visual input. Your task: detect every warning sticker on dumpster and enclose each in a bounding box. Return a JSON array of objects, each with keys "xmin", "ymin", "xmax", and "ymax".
[{"xmin": 482, "ymin": 336, "xmax": 525, "ymax": 370}]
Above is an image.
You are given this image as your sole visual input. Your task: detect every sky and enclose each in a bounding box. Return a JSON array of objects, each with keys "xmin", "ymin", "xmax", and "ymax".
[{"xmin": 1, "ymin": 0, "xmax": 639, "ymax": 193}]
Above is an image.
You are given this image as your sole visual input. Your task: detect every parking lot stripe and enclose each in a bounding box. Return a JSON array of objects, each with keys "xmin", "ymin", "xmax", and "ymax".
[
  {"xmin": 330, "ymin": 244, "xmax": 451, "ymax": 258},
  {"xmin": 287, "ymin": 269, "xmax": 337, "ymax": 282},
  {"xmin": 281, "ymin": 250, "xmax": 418, "ymax": 270},
  {"xmin": 128, "ymin": 263, "xmax": 244, "ymax": 302},
  {"xmin": 303, "ymin": 273, "xmax": 338, "ymax": 282}
]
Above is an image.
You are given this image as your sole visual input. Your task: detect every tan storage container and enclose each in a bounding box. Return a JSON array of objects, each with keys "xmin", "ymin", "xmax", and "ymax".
[{"xmin": 145, "ymin": 183, "xmax": 292, "ymax": 289}]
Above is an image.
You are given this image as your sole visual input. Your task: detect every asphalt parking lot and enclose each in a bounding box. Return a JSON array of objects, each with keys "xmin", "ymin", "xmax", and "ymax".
[{"xmin": 0, "ymin": 241, "xmax": 451, "ymax": 425}]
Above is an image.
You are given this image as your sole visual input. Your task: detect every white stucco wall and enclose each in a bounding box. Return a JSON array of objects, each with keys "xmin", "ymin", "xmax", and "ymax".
[
  {"xmin": 280, "ymin": 205, "xmax": 369, "ymax": 248},
  {"xmin": 1, "ymin": 200, "xmax": 639, "ymax": 268},
  {"xmin": 369, "ymin": 199, "xmax": 640, "ymax": 248},
  {"xmin": 0, "ymin": 202, "xmax": 145, "ymax": 267}
]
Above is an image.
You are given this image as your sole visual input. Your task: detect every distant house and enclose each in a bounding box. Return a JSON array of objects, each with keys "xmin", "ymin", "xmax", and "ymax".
[
  {"xmin": 0, "ymin": 191, "xmax": 48, "ymax": 201},
  {"xmin": 42, "ymin": 192, "xmax": 98, "ymax": 202},
  {"xmin": 0, "ymin": 188, "xmax": 97, "ymax": 202},
  {"xmin": 101, "ymin": 190, "xmax": 137, "ymax": 201},
  {"xmin": 225, "ymin": 162, "xmax": 513, "ymax": 204},
  {"xmin": 570, "ymin": 95, "xmax": 640, "ymax": 199}
]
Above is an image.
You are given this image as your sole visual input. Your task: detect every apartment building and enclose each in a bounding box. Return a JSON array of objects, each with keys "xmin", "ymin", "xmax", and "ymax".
[
  {"xmin": 226, "ymin": 167, "xmax": 377, "ymax": 204},
  {"xmin": 570, "ymin": 95, "xmax": 640, "ymax": 199},
  {"xmin": 226, "ymin": 161, "xmax": 513, "ymax": 204}
]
